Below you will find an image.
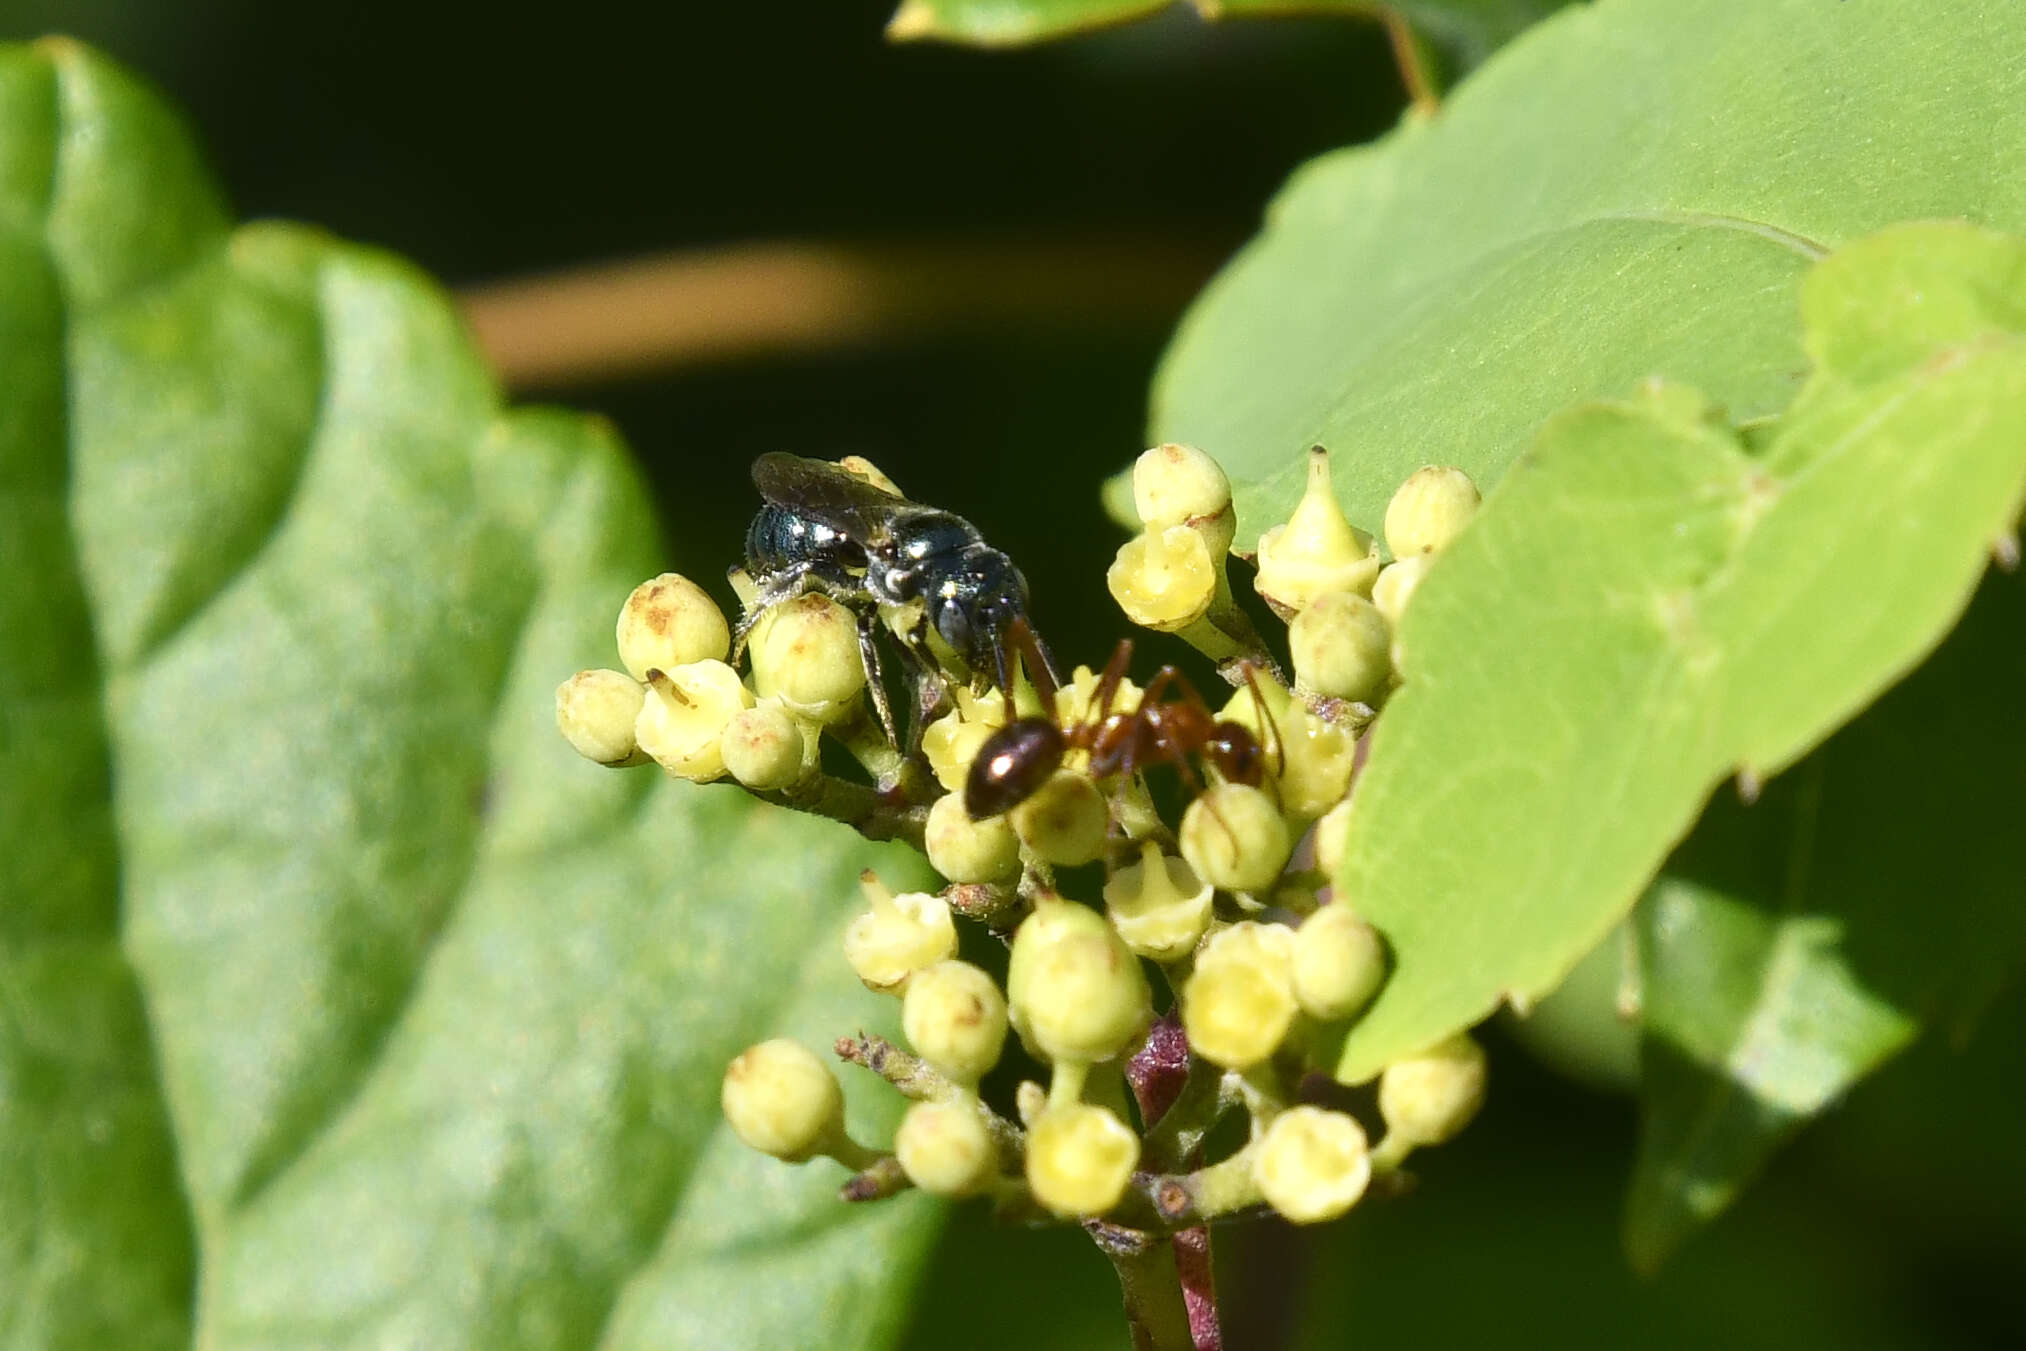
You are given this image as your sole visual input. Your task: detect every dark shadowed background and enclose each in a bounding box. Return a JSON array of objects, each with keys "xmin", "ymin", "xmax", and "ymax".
[{"xmin": 10, "ymin": 1, "xmax": 2021, "ymax": 1345}]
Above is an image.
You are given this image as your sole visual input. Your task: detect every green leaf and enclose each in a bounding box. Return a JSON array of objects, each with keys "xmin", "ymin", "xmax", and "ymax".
[
  {"xmin": 1332, "ymin": 220, "xmax": 2026, "ymax": 1085},
  {"xmin": 0, "ymin": 39, "xmax": 935, "ymax": 1348},
  {"xmin": 1152, "ymin": 0, "xmax": 2026, "ymax": 548},
  {"xmin": 886, "ymin": 0, "xmax": 1571, "ymax": 68},
  {"xmin": 1627, "ymin": 567, "xmax": 2026, "ymax": 1270}
]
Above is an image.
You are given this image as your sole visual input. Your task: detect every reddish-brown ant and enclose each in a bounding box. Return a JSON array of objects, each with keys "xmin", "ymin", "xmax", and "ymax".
[{"xmin": 964, "ymin": 639, "xmax": 1281, "ymax": 823}]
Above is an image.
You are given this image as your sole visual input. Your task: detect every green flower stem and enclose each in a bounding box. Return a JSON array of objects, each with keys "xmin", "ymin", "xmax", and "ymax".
[
  {"xmin": 1138, "ymin": 1062, "xmax": 1232, "ymax": 1173},
  {"xmin": 1087, "ymin": 1220, "xmax": 1194, "ymax": 1351},
  {"xmin": 838, "ymin": 1153, "xmax": 910, "ymax": 1201},
  {"xmin": 835, "ymin": 1034, "xmax": 1024, "ymax": 1159},
  {"xmin": 761, "ymin": 772, "xmax": 928, "ymax": 850}
]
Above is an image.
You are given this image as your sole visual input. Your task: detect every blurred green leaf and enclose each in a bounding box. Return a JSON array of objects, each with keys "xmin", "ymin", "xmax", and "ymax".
[
  {"xmin": 0, "ymin": 39, "xmax": 935, "ymax": 1349},
  {"xmin": 886, "ymin": 0, "xmax": 1571, "ymax": 69},
  {"xmin": 1627, "ymin": 567, "xmax": 2026, "ymax": 1270},
  {"xmin": 1333, "ymin": 221, "xmax": 2026, "ymax": 1084},
  {"xmin": 1152, "ymin": 0, "xmax": 2026, "ymax": 548}
]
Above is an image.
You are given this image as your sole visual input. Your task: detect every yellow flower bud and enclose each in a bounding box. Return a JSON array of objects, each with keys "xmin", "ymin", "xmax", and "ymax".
[
  {"xmin": 1314, "ymin": 798, "xmax": 1353, "ymax": 879},
  {"xmin": 635, "ymin": 660, "xmax": 753, "ymax": 783},
  {"xmin": 1289, "ymin": 591, "xmax": 1392, "ymax": 704},
  {"xmin": 1383, "ymin": 465, "xmax": 1479, "ymax": 559},
  {"xmin": 748, "ymin": 593, "xmax": 866, "ymax": 723},
  {"xmin": 1132, "ymin": 443, "xmax": 1232, "ymax": 531},
  {"xmin": 1006, "ymin": 897, "xmax": 1151, "ymax": 1064},
  {"xmin": 1371, "ymin": 554, "xmax": 1432, "ymax": 627},
  {"xmin": 1253, "ymin": 447, "xmax": 1381, "ymax": 616},
  {"xmin": 1009, "ymin": 771, "xmax": 1110, "ymax": 867},
  {"xmin": 1107, "ymin": 525, "xmax": 1218, "ymax": 631},
  {"xmin": 1254, "ymin": 1106, "xmax": 1371, "ymax": 1223},
  {"xmin": 922, "ymin": 705, "xmax": 1004, "ymax": 794},
  {"xmin": 925, "ymin": 791, "xmax": 1021, "ymax": 883},
  {"xmin": 1292, "ymin": 904, "xmax": 1386, "ymax": 1021},
  {"xmin": 1379, "ymin": 1032, "xmax": 1488, "ymax": 1148},
  {"xmin": 617, "ymin": 573, "xmax": 731, "ymax": 681},
  {"xmin": 1182, "ymin": 921, "xmax": 1299, "ymax": 1069},
  {"xmin": 895, "ymin": 1099, "xmax": 998, "ymax": 1198},
  {"xmin": 1054, "ymin": 663, "xmax": 1143, "ymax": 732},
  {"xmin": 720, "ymin": 700, "xmax": 809, "ymax": 791},
  {"xmin": 1179, "ymin": 782, "xmax": 1292, "ymax": 893},
  {"xmin": 1025, "ymin": 1103, "xmax": 1141, "ymax": 1218},
  {"xmin": 902, "ymin": 960, "xmax": 1009, "ymax": 1085},
  {"xmin": 721, "ymin": 1039, "xmax": 844, "ymax": 1162},
  {"xmin": 841, "ymin": 872, "xmax": 957, "ymax": 995},
  {"xmin": 1102, "ymin": 840, "xmax": 1213, "ymax": 962},
  {"xmin": 555, "ymin": 668, "xmax": 648, "ymax": 766}
]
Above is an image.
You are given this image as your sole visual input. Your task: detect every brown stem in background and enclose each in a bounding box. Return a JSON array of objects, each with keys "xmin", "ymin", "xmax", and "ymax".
[{"xmin": 459, "ymin": 235, "xmax": 1221, "ymax": 390}]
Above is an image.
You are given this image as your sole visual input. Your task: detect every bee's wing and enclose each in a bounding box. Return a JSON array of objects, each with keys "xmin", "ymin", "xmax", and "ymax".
[{"xmin": 752, "ymin": 453, "xmax": 909, "ymax": 537}]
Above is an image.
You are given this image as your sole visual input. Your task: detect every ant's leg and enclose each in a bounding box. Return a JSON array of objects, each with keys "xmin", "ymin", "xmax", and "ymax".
[
  {"xmin": 1237, "ymin": 662, "xmax": 1287, "ymax": 779},
  {"xmin": 1090, "ymin": 638, "xmax": 1135, "ymax": 726}
]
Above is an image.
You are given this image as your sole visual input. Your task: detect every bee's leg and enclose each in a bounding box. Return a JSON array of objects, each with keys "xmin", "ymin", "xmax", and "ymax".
[
  {"xmin": 855, "ymin": 609, "xmax": 900, "ymax": 747},
  {"xmin": 730, "ymin": 562, "xmax": 814, "ymax": 661},
  {"xmin": 895, "ymin": 614, "xmax": 966, "ymax": 710},
  {"xmin": 906, "ymin": 670, "xmax": 952, "ymax": 759}
]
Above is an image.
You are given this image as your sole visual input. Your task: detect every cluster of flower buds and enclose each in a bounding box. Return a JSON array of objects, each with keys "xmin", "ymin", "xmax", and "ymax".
[{"xmin": 558, "ymin": 446, "xmax": 1490, "ymax": 1248}]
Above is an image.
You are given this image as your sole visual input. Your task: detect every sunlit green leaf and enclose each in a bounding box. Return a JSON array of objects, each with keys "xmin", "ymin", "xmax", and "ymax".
[
  {"xmin": 1152, "ymin": 0, "xmax": 2026, "ymax": 547},
  {"xmin": 0, "ymin": 40, "xmax": 935, "ymax": 1348},
  {"xmin": 1333, "ymin": 222, "xmax": 2026, "ymax": 1084}
]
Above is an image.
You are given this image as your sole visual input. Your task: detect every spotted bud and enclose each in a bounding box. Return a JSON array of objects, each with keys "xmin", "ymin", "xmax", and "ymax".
[
  {"xmin": 721, "ymin": 1039, "xmax": 844, "ymax": 1163},
  {"xmin": 748, "ymin": 593, "xmax": 866, "ymax": 723},
  {"xmin": 1006, "ymin": 896, "xmax": 1151, "ymax": 1064},
  {"xmin": 1384, "ymin": 465, "xmax": 1479, "ymax": 559},
  {"xmin": 721, "ymin": 700, "xmax": 809, "ymax": 791},
  {"xmin": 1009, "ymin": 771, "xmax": 1110, "ymax": 867},
  {"xmin": 1179, "ymin": 782, "xmax": 1292, "ymax": 894},
  {"xmin": 925, "ymin": 791, "xmax": 1021, "ymax": 883},
  {"xmin": 902, "ymin": 959, "xmax": 1009, "ymax": 1086},
  {"xmin": 618, "ymin": 573, "xmax": 731, "ymax": 681},
  {"xmin": 1289, "ymin": 591, "xmax": 1392, "ymax": 704},
  {"xmin": 895, "ymin": 1099, "xmax": 998, "ymax": 1197},
  {"xmin": 1371, "ymin": 554, "xmax": 1432, "ymax": 627},
  {"xmin": 555, "ymin": 668, "xmax": 648, "ymax": 766}
]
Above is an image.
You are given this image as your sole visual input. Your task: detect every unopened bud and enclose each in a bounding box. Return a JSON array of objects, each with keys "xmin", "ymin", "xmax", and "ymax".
[
  {"xmin": 1179, "ymin": 783, "xmax": 1292, "ymax": 893},
  {"xmin": 721, "ymin": 700, "xmax": 809, "ymax": 791},
  {"xmin": 1292, "ymin": 904, "xmax": 1386, "ymax": 1021},
  {"xmin": 1103, "ymin": 840, "xmax": 1213, "ymax": 962},
  {"xmin": 1254, "ymin": 1106, "xmax": 1371, "ymax": 1223},
  {"xmin": 1384, "ymin": 465, "xmax": 1479, "ymax": 558},
  {"xmin": 895, "ymin": 1099, "xmax": 998, "ymax": 1197},
  {"xmin": 1006, "ymin": 896, "xmax": 1151, "ymax": 1064},
  {"xmin": 1220, "ymin": 683, "xmax": 1355, "ymax": 823},
  {"xmin": 1371, "ymin": 554, "xmax": 1432, "ymax": 627},
  {"xmin": 1009, "ymin": 771, "xmax": 1110, "ymax": 867},
  {"xmin": 555, "ymin": 668, "xmax": 648, "ymax": 766},
  {"xmin": 925, "ymin": 791, "xmax": 1021, "ymax": 883},
  {"xmin": 923, "ymin": 703, "xmax": 1005, "ymax": 793},
  {"xmin": 842, "ymin": 872, "xmax": 957, "ymax": 995},
  {"xmin": 1108, "ymin": 525, "xmax": 1218, "ymax": 632},
  {"xmin": 1253, "ymin": 448, "xmax": 1380, "ymax": 617},
  {"xmin": 721, "ymin": 1039, "xmax": 844, "ymax": 1162},
  {"xmin": 1025, "ymin": 1103, "xmax": 1140, "ymax": 1218},
  {"xmin": 1289, "ymin": 591, "xmax": 1392, "ymax": 703},
  {"xmin": 636, "ymin": 661, "xmax": 753, "ymax": 783},
  {"xmin": 1379, "ymin": 1032, "xmax": 1488, "ymax": 1148},
  {"xmin": 748, "ymin": 594, "xmax": 866, "ymax": 723},
  {"xmin": 1133, "ymin": 443, "xmax": 1232, "ymax": 535},
  {"xmin": 902, "ymin": 960, "xmax": 1009, "ymax": 1085},
  {"xmin": 618, "ymin": 573, "xmax": 731, "ymax": 680},
  {"xmin": 1182, "ymin": 921, "xmax": 1299, "ymax": 1069}
]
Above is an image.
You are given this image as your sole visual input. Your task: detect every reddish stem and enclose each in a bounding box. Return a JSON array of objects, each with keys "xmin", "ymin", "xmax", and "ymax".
[
  {"xmin": 1126, "ymin": 1012, "xmax": 1221, "ymax": 1350},
  {"xmin": 1173, "ymin": 1226, "xmax": 1221, "ymax": 1351}
]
